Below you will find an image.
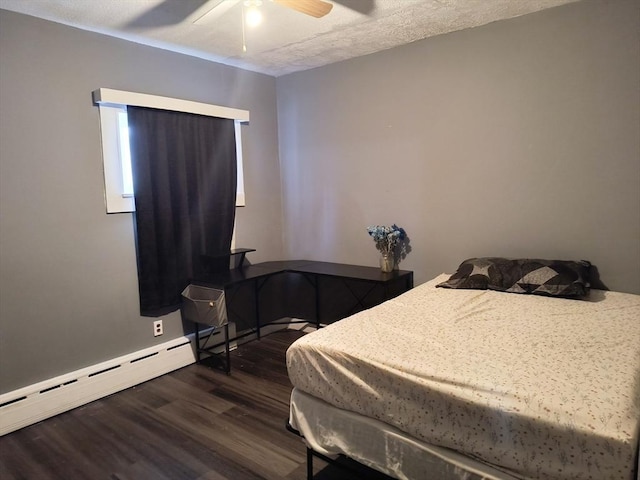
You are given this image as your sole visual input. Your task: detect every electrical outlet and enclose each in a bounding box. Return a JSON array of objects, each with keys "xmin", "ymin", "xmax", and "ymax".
[{"xmin": 153, "ymin": 320, "xmax": 163, "ymax": 337}]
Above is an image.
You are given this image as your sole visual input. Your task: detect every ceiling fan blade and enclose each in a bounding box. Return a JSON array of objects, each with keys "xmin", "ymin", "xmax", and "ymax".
[
  {"xmin": 332, "ymin": 0, "xmax": 375, "ymax": 15},
  {"xmin": 273, "ymin": 0, "xmax": 333, "ymax": 18},
  {"xmin": 190, "ymin": 0, "xmax": 240, "ymax": 25},
  {"xmin": 124, "ymin": 0, "xmax": 212, "ymax": 28}
]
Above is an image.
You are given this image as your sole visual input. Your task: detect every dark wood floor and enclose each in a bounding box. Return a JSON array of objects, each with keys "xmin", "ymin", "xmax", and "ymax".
[{"xmin": 0, "ymin": 329, "xmax": 391, "ymax": 480}]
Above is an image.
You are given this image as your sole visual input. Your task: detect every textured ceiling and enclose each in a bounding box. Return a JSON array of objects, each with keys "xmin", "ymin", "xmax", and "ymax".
[{"xmin": 0, "ymin": 0, "xmax": 581, "ymax": 77}]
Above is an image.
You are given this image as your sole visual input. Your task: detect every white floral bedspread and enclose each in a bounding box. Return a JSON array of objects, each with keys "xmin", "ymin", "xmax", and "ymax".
[{"xmin": 286, "ymin": 275, "xmax": 640, "ymax": 480}]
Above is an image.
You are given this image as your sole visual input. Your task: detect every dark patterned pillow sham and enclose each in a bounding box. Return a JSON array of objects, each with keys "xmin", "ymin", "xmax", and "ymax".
[
  {"xmin": 436, "ymin": 257, "xmax": 506, "ymax": 290},
  {"xmin": 437, "ymin": 257, "xmax": 591, "ymax": 298}
]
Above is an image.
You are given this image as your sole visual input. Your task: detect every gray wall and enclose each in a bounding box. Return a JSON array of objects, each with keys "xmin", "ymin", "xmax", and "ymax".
[
  {"xmin": 276, "ymin": 0, "xmax": 640, "ymax": 292},
  {"xmin": 1, "ymin": 0, "xmax": 639, "ymax": 395},
  {"xmin": 0, "ymin": 10, "xmax": 283, "ymax": 393}
]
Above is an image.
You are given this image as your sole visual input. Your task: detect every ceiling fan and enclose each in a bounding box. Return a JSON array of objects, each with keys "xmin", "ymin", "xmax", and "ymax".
[
  {"xmin": 190, "ymin": 0, "xmax": 333, "ymax": 25},
  {"xmin": 125, "ymin": 1, "xmax": 374, "ymax": 29}
]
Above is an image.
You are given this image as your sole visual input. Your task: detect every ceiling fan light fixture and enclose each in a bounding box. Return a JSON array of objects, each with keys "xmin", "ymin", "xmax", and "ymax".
[
  {"xmin": 243, "ymin": 0, "xmax": 263, "ymax": 27},
  {"xmin": 245, "ymin": 7, "xmax": 263, "ymax": 27}
]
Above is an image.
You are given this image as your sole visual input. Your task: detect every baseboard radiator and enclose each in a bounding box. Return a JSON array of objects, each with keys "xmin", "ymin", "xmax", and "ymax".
[{"xmin": 0, "ymin": 324, "xmax": 242, "ymax": 436}]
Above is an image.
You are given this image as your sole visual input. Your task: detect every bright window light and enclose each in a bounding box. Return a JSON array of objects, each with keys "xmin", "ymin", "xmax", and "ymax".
[{"xmin": 117, "ymin": 110, "xmax": 134, "ymax": 197}]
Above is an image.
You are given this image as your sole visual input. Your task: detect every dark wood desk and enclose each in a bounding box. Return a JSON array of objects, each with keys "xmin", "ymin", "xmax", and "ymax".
[{"xmin": 192, "ymin": 260, "xmax": 413, "ymax": 340}]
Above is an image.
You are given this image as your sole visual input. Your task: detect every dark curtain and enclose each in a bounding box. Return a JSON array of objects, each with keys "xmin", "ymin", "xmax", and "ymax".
[{"xmin": 127, "ymin": 106, "xmax": 237, "ymax": 316}]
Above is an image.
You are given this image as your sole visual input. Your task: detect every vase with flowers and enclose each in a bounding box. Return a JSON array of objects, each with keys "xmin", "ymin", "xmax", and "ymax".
[{"xmin": 367, "ymin": 224, "xmax": 408, "ymax": 273}]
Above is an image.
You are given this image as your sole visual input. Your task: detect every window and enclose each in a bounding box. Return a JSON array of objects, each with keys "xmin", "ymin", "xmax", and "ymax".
[
  {"xmin": 97, "ymin": 103, "xmax": 134, "ymax": 213},
  {"xmin": 94, "ymin": 88, "xmax": 249, "ymax": 214},
  {"xmin": 117, "ymin": 110, "xmax": 134, "ymax": 197}
]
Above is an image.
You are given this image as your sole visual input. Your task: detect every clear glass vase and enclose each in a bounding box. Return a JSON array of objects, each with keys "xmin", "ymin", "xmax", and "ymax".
[{"xmin": 380, "ymin": 252, "xmax": 394, "ymax": 273}]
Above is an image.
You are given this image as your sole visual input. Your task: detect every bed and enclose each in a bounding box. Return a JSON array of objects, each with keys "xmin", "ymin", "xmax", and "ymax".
[{"xmin": 286, "ymin": 258, "xmax": 640, "ymax": 480}]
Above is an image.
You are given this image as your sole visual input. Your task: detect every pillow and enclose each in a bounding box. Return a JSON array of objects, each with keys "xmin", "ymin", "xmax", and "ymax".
[
  {"xmin": 438, "ymin": 257, "xmax": 591, "ymax": 298},
  {"xmin": 494, "ymin": 258, "xmax": 591, "ymax": 298},
  {"xmin": 436, "ymin": 257, "xmax": 505, "ymax": 290}
]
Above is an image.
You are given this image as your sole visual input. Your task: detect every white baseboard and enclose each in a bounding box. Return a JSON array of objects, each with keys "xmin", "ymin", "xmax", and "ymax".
[
  {"xmin": 0, "ymin": 321, "xmax": 309, "ymax": 436},
  {"xmin": 286, "ymin": 319, "xmax": 322, "ymax": 333},
  {"xmin": 0, "ymin": 323, "xmax": 240, "ymax": 437}
]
